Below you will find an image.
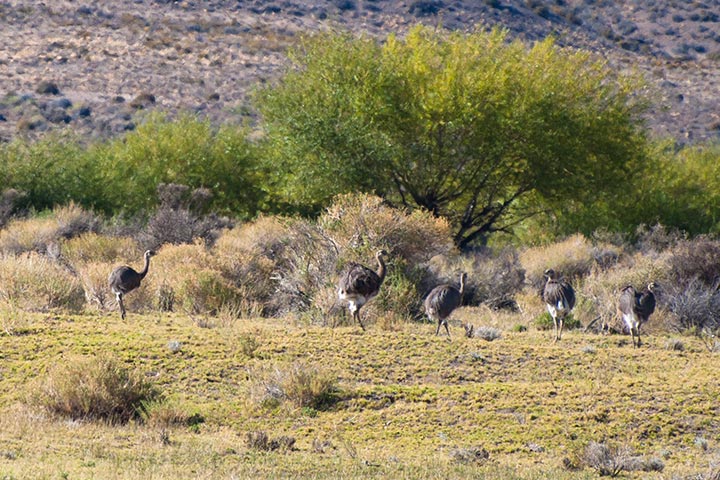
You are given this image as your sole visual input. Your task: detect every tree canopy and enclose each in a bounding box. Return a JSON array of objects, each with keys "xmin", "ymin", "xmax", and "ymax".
[{"xmin": 256, "ymin": 26, "xmax": 650, "ymax": 247}]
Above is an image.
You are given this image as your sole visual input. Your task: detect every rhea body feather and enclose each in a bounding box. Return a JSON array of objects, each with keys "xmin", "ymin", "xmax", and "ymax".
[
  {"xmin": 337, "ymin": 250, "xmax": 387, "ymax": 330},
  {"xmin": 425, "ymin": 272, "xmax": 466, "ymax": 338}
]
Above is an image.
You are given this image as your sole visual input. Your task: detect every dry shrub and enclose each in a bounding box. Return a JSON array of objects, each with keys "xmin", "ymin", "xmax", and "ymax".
[
  {"xmin": 53, "ymin": 202, "xmax": 101, "ymax": 240},
  {"xmin": 663, "ymin": 279, "xmax": 720, "ymax": 332},
  {"xmin": 61, "ymin": 233, "xmax": 139, "ymax": 265},
  {"xmin": 247, "ymin": 362, "xmax": 338, "ymax": 410},
  {"xmin": 0, "ymin": 188, "xmax": 26, "ymax": 228},
  {"xmin": 635, "ymin": 223, "xmax": 685, "ymax": 254},
  {"xmin": 0, "ymin": 253, "xmax": 84, "ymax": 311},
  {"xmin": 449, "ymin": 446, "xmax": 489, "ymax": 465},
  {"xmin": 30, "ymin": 355, "xmax": 162, "ymax": 424},
  {"xmin": 581, "ymin": 441, "xmax": 663, "ymax": 476},
  {"xmin": 246, "ymin": 431, "xmax": 296, "ymax": 452},
  {"xmin": 520, "ymin": 234, "xmax": 619, "ymax": 289},
  {"xmin": 139, "ymin": 183, "xmax": 232, "ymax": 249},
  {"xmin": 75, "ymin": 261, "xmax": 115, "ymax": 310},
  {"xmin": 0, "ymin": 303, "xmax": 34, "ymax": 335},
  {"xmin": 142, "ymin": 400, "xmax": 204, "ymax": 429},
  {"xmin": 426, "ymin": 248, "xmax": 525, "ymax": 310},
  {"xmin": 319, "ymin": 193, "xmax": 454, "ymax": 264},
  {"xmin": 153, "ymin": 242, "xmax": 241, "ymax": 315},
  {"xmin": 213, "ymin": 218, "xmax": 289, "ymax": 316},
  {"xmin": 667, "ymin": 237, "xmax": 720, "ymax": 288},
  {"xmin": 582, "ymin": 441, "xmax": 633, "ymax": 477},
  {"xmin": 579, "ymin": 252, "xmax": 670, "ymax": 331},
  {"xmin": 0, "ymin": 216, "xmax": 57, "ymax": 255},
  {"xmin": 0, "ymin": 203, "xmax": 100, "ymax": 255}
]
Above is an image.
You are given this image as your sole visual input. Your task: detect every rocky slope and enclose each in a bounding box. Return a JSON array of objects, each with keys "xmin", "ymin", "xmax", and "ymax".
[{"xmin": 0, "ymin": 0, "xmax": 719, "ymax": 144}]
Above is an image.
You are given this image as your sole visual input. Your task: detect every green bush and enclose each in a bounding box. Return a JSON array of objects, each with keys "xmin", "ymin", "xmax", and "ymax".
[
  {"xmin": 256, "ymin": 25, "xmax": 650, "ymax": 247},
  {"xmin": 534, "ymin": 311, "xmax": 581, "ymax": 331}
]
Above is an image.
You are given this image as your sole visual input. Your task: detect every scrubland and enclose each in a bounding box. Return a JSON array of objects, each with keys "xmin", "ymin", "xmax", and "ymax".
[{"xmin": 1, "ymin": 194, "xmax": 720, "ymax": 479}]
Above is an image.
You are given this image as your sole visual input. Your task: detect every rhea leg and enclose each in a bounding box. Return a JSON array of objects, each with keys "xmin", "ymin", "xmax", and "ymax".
[
  {"xmin": 116, "ymin": 293, "xmax": 126, "ymax": 320},
  {"xmin": 355, "ymin": 310, "xmax": 366, "ymax": 331},
  {"xmin": 558, "ymin": 317, "xmax": 564, "ymax": 341},
  {"xmin": 443, "ymin": 320, "xmax": 451, "ymax": 339}
]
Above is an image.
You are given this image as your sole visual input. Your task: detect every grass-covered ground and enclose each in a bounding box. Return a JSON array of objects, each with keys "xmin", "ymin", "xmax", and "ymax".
[{"xmin": 0, "ymin": 310, "xmax": 718, "ymax": 479}]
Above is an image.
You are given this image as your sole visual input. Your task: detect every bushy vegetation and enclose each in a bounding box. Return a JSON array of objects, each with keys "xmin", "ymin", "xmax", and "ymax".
[
  {"xmin": 0, "ymin": 28, "xmax": 719, "ymax": 246},
  {"xmin": 31, "ymin": 355, "xmax": 162, "ymax": 424},
  {"xmin": 257, "ymin": 26, "xmax": 649, "ymax": 247},
  {"xmin": 0, "ymin": 113, "xmax": 263, "ymax": 218}
]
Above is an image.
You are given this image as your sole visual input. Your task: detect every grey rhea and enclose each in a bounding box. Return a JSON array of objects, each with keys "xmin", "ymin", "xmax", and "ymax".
[
  {"xmin": 108, "ymin": 250, "xmax": 155, "ymax": 320},
  {"xmin": 542, "ymin": 269, "xmax": 576, "ymax": 342},
  {"xmin": 337, "ymin": 250, "xmax": 388, "ymax": 330},
  {"xmin": 618, "ymin": 282, "xmax": 656, "ymax": 348},
  {"xmin": 425, "ymin": 272, "xmax": 467, "ymax": 339}
]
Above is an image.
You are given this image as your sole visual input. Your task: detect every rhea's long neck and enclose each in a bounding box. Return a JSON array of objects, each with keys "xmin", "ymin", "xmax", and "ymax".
[
  {"xmin": 376, "ymin": 254, "xmax": 386, "ymax": 283},
  {"xmin": 139, "ymin": 254, "xmax": 151, "ymax": 279}
]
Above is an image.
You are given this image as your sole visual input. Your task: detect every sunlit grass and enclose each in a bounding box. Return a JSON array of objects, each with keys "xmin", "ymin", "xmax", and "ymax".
[{"xmin": 0, "ymin": 311, "xmax": 717, "ymax": 479}]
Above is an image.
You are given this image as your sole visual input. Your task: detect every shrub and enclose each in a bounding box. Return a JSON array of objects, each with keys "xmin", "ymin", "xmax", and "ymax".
[
  {"xmin": 31, "ymin": 355, "xmax": 162, "ymax": 423},
  {"xmin": 663, "ymin": 279, "xmax": 720, "ymax": 332},
  {"xmin": 0, "ymin": 203, "xmax": 100, "ymax": 256},
  {"xmin": 246, "ymin": 431, "xmax": 296, "ymax": 452},
  {"xmin": 247, "ymin": 362, "xmax": 338, "ymax": 410},
  {"xmin": 582, "ymin": 441, "xmax": 632, "ymax": 477},
  {"xmin": 142, "ymin": 399, "xmax": 204, "ymax": 429},
  {"xmin": 520, "ymin": 234, "xmax": 600, "ymax": 289},
  {"xmin": 139, "ymin": 183, "xmax": 233, "ymax": 249},
  {"xmin": 153, "ymin": 243, "xmax": 241, "ymax": 315},
  {"xmin": 668, "ymin": 237, "xmax": 720, "ymax": 288},
  {"xmin": 534, "ymin": 312, "xmax": 581, "ymax": 331},
  {"xmin": 464, "ymin": 325, "xmax": 502, "ymax": 341},
  {"xmin": 0, "ymin": 188, "xmax": 26, "ymax": 228},
  {"xmin": 449, "ymin": 446, "xmax": 489, "ymax": 465},
  {"xmin": 61, "ymin": 233, "xmax": 139, "ymax": 265},
  {"xmin": 0, "ymin": 252, "xmax": 85, "ymax": 311}
]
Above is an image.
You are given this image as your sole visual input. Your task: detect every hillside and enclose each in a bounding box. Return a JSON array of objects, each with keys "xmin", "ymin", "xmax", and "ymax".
[{"xmin": 0, "ymin": 0, "xmax": 719, "ymax": 144}]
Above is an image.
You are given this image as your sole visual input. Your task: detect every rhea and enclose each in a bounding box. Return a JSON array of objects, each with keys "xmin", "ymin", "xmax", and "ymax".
[
  {"xmin": 337, "ymin": 250, "xmax": 388, "ymax": 331},
  {"xmin": 425, "ymin": 272, "xmax": 467, "ymax": 339},
  {"xmin": 618, "ymin": 282, "xmax": 656, "ymax": 348},
  {"xmin": 542, "ymin": 268, "xmax": 576, "ymax": 343},
  {"xmin": 108, "ymin": 250, "xmax": 155, "ymax": 320}
]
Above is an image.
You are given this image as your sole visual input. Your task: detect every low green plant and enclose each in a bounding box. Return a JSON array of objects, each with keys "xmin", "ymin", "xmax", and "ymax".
[{"xmin": 534, "ymin": 312, "xmax": 581, "ymax": 331}]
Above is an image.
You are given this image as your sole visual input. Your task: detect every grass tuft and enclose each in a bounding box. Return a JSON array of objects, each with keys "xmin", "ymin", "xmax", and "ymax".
[{"xmin": 30, "ymin": 355, "xmax": 163, "ymax": 424}]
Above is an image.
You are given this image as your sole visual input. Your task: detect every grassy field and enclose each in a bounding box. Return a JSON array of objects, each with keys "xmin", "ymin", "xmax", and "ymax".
[{"xmin": 0, "ymin": 310, "xmax": 718, "ymax": 479}]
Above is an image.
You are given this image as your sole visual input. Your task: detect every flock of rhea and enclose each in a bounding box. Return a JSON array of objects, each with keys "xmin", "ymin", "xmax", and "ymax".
[{"xmin": 108, "ymin": 249, "xmax": 656, "ymax": 346}]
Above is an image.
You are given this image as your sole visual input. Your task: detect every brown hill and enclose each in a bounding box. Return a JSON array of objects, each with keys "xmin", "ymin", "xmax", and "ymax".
[{"xmin": 0, "ymin": 0, "xmax": 718, "ymax": 144}]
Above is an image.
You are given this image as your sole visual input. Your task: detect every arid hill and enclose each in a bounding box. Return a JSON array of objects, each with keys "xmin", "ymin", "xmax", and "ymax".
[{"xmin": 1, "ymin": 0, "xmax": 719, "ymax": 144}]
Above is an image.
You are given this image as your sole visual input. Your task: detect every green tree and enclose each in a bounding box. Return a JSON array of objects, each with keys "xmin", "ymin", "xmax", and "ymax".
[{"xmin": 256, "ymin": 26, "xmax": 650, "ymax": 247}]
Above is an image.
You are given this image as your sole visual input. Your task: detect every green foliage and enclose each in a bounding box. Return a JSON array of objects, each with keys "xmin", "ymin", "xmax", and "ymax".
[
  {"xmin": 0, "ymin": 114, "xmax": 263, "ymax": 218},
  {"xmin": 550, "ymin": 141, "xmax": 720, "ymax": 237},
  {"xmin": 534, "ymin": 311, "xmax": 581, "ymax": 331},
  {"xmin": 256, "ymin": 26, "xmax": 650, "ymax": 246},
  {"xmin": 95, "ymin": 113, "xmax": 263, "ymax": 217},
  {"xmin": 0, "ymin": 133, "xmax": 103, "ymax": 212}
]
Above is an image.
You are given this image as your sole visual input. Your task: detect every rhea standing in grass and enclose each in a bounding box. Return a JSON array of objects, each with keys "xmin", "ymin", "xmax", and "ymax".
[
  {"xmin": 337, "ymin": 250, "xmax": 387, "ymax": 331},
  {"xmin": 618, "ymin": 282, "xmax": 656, "ymax": 348},
  {"xmin": 108, "ymin": 250, "xmax": 155, "ymax": 320},
  {"xmin": 425, "ymin": 272, "xmax": 467, "ymax": 340},
  {"xmin": 542, "ymin": 268, "xmax": 576, "ymax": 343}
]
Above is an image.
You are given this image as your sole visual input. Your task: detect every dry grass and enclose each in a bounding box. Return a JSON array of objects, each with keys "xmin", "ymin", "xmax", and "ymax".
[
  {"xmin": 0, "ymin": 311, "xmax": 718, "ymax": 478},
  {"xmin": 30, "ymin": 354, "xmax": 162, "ymax": 424},
  {"xmin": 0, "ymin": 252, "xmax": 85, "ymax": 311}
]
